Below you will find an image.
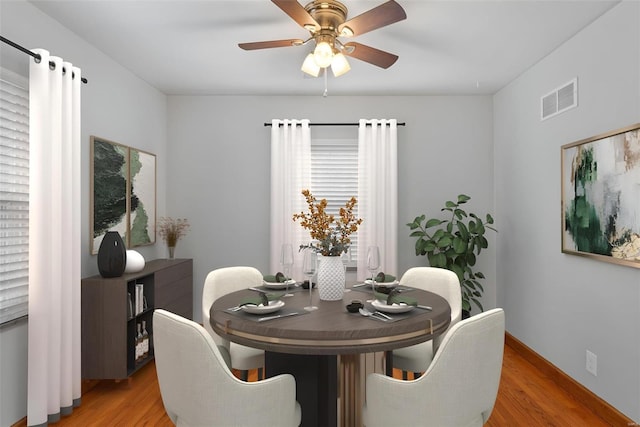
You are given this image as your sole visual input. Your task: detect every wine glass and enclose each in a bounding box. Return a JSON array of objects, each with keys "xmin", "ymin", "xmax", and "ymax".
[
  {"xmin": 302, "ymin": 249, "xmax": 318, "ymax": 311},
  {"xmin": 366, "ymin": 246, "xmax": 380, "ymax": 299},
  {"xmin": 341, "ymin": 247, "xmax": 351, "ymax": 292},
  {"xmin": 280, "ymin": 243, "xmax": 294, "ymax": 297}
]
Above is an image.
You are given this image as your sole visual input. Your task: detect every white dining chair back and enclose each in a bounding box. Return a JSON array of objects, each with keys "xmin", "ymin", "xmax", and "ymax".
[
  {"xmin": 153, "ymin": 309, "xmax": 302, "ymax": 427},
  {"xmin": 202, "ymin": 266, "xmax": 265, "ymax": 371},
  {"xmin": 363, "ymin": 308, "xmax": 505, "ymax": 427},
  {"xmin": 392, "ymin": 267, "xmax": 462, "ymax": 373}
]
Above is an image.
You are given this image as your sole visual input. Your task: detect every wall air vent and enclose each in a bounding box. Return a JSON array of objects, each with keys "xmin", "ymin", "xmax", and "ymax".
[{"xmin": 541, "ymin": 78, "xmax": 578, "ymax": 121}]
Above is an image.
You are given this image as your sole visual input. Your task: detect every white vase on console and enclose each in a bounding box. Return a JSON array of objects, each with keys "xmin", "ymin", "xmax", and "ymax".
[{"xmin": 124, "ymin": 250, "xmax": 145, "ymax": 273}]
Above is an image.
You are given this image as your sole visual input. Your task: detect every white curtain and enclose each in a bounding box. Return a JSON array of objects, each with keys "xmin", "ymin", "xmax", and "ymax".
[
  {"xmin": 357, "ymin": 119, "xmax": 398, "ymax": 281},
  {"xmin": 270, "ymin": 119, "xmax": 311, "ymax": 280},
  {"xmin": 27, "ymin": 49, "xmax": 82, "ymax": 426}
]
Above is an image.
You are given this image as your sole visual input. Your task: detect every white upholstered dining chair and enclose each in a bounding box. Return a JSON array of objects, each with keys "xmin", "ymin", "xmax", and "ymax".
[
  {"xmin": 153, "ymin": 309, "xmax": 301, "ymax": 426},
  {"xmin": 202, "ymin": 266, "xmax": 265, "ymax": 380},
  {"xmin": 363, "ymin": 308, "xmax": 505, "ymax": 427},
  {"xmin": 392, "ymin": 267, "xmax": 462, "ymax": 375}
]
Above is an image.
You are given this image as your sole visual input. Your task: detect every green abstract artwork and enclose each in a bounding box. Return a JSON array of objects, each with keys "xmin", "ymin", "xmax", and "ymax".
[
  {"xmin": 91, "ymin": 136, "xmax": 156, "ymax": 254},
  {"xmin": 561, "ymin": 124, "xmax": 640, "ymax": 267}
]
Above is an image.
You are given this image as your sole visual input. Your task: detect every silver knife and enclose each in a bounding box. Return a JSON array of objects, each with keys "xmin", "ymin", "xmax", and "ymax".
[
  {"xmin": 249, "ymin": 287, "xmax": 268, "ymax": 293},
  {"xmin": 257, "ymin": 312, "xmax": 299, "ymax": 322},
  {"xmin": 416, "ymin": 305, "xmax": 432, "ymax": 311}
]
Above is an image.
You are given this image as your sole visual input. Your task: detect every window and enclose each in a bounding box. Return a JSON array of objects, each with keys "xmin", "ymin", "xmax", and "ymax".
[
  {"xmin": 310, "ymin": 138, "xmax": 359, "ymax": 264},
  {"xmin": 0, "ymin": 69, "xmax": 29, "ymax": 325}
]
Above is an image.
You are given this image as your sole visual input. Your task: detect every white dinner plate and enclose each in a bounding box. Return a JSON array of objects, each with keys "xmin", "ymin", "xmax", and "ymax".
[
  {"xmin": 371, "ymin": 299, "xmax": 414, "ymax": 314},
  {"xmin": 263, "ymin": 279, "xmax": 296, "ymax": 290},
  {"xmin": 364, "ymin": 279, "xmax": 399, "ymax": 287},
  {"xmin": 241, "ymin": 300, "xmax": 285, "ymax": 314}
]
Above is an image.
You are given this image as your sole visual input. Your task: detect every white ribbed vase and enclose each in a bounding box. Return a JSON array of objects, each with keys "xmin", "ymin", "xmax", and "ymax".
[{"xmin": 317, "ymin": 255, "xmax": 345, "ymax": 301}]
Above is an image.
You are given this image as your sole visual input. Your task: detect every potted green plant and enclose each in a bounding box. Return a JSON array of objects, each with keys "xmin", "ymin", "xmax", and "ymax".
[{"xmin": 407, "ymin": 194, "xmax": 496, "ymax": 317}]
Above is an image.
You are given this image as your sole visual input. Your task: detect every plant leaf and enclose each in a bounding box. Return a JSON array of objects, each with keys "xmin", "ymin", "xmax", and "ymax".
[
  {"xmin": 425, "ymin": 218, "xmax": 445, "ymax": 228},
  {"xmin": 457, "ymin": 194, "xmax": 471, "ymax": 203},
  {"xmin": 467, "ymin": 252, "xmax": 476, "ymax": 266},
  {"xmin": 456, "ymin": 221, "xmax": 469, "ymax": 239},
  {"xmin": 453, "ymin": 236, "xmax": 467, "ymax": 254},
  {"xmin": 454, "ymin": 208, "xmax": 467, "ymax": 219},
  {"xmin": 429, "ymin": 252, "xmax": 447, "ymax": 267},
  {"xmin": 471, "ymin": 298, "xmax": 483, "ymax": 312},
  {"xmin": 436, "ymin": 235, "xmax": 453, "ymax": 248}
]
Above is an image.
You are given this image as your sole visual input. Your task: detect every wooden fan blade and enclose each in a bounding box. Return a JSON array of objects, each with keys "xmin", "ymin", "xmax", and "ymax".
[
  {"xmin": 239, "ymin": 39, "xmax": 304, "ymax": 50},
  {"xmin": 343, "ymin": 42, "xmax": 399, "ymax": 69},
  {"xmin": 272, "ymin": 0, "xmax": 319, "ymax": 31},
  {"xmin": 339, "ymin": 0, "xmax": 406, "ymax": 37}
]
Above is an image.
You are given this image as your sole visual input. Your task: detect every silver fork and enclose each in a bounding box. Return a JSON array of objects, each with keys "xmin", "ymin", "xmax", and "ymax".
[{"xmin": 373, "ymin": 310, "xmax": 392, "ymax": 320}]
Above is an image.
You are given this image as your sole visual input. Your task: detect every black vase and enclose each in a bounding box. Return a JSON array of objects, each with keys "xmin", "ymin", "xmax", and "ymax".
[{"xmin": 97, "ymin": 231, "xmax": 127, "ymax": 278}]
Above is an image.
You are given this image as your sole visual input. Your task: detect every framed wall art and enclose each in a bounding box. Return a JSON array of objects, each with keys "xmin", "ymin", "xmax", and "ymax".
[
  {"xmin": 90, "ymin": 136, "xmax": 156, "ymax": 254},
  {"xmin": 561, "ymin": 123, "xmax": 640, "ymax": 268}
]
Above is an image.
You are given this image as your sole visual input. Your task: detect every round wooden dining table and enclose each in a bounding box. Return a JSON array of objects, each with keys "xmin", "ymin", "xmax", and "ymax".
[{"xmin": 210, "ymin": 284, "xmax": 451, "ymax": 427}]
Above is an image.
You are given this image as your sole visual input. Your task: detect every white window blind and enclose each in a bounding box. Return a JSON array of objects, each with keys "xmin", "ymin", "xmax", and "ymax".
[
  {"xmin": 310, "ymin": 139, "xmax": 359, "ymax": 263},
  {"xmin": 0, "ymin": 70, "xmax": 29, "ymax": 325}
]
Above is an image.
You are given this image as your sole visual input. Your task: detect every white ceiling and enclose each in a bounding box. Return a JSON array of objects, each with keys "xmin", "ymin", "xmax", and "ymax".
[{"xmin": 28, "ymin": 0, "xmax": 620, "ymax": 96}]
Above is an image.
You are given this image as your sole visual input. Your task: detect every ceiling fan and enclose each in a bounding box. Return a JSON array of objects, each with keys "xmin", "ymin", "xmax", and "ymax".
[{"xmin": 239, "ymin": 0, "xmax": 407, "ymax": 78}]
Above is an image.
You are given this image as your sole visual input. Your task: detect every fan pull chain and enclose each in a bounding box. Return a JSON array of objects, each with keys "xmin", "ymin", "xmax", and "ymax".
[{"xmin": 323, "ymin": 68, "xmax": 328, "ymax": 97}]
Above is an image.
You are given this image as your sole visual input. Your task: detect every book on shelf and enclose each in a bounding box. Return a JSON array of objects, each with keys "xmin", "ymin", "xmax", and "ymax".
[
  {"xmin": 127, "ymin": 292, "xmax": 133, "ymax": 318},
  {"xmin": 135, "ymin": 283, "xmax": 144, "ymax": 315}
]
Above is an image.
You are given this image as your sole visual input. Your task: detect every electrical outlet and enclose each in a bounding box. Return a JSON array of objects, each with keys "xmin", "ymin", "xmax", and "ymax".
[{"xmin": 586, "ymin": 350, "xmax": 597, "ymax": 376}]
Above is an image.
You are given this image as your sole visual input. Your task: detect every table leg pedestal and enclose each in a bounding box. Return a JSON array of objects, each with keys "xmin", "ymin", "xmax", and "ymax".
[
  {"xmin": 265, "ymin": 352, "xmax": 337, "ymax": 427},
  {"xmin": 339, "ymin": 354, "xmax": 361, "ymax": 427}
]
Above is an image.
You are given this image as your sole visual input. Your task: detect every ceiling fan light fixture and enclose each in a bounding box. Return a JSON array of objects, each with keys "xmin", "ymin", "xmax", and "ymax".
[
  {"xmin": 313, "ymin": 40, "xmax": 334, "ymax": 68},
  {"xmin": 301, "ymin": 53, "xmax": 321, "ymax": 77},
  {"xmin": 331, "ymin": 52, "xmax": 350, "ymax": 77},
  {"xmin": 339, "ymin": 26, "xmax": 354, "ymax": 37}
]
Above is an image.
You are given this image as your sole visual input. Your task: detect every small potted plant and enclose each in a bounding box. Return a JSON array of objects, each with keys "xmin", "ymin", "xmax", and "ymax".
[
  {"xmin": 407, "ymin": 194, "xmax": 496, "ymax": 317},
  {"xmin": 158, "ymin": 217, "xmax": 190, "ymax": 259}
]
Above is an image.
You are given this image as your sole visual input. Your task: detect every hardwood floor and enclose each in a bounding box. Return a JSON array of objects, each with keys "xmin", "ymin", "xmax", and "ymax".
[{"xmin": 14, "ymin": 338, "xmax": 627, "ymax": 427}]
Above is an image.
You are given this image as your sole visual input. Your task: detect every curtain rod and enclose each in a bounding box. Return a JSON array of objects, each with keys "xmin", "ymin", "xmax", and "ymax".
[
  {"xmin": 264, "ymin": 122, "xmax": 405, "ymax": 127},
  {"xmin": 1, "ymin": 35, "xmax": 88, "ymax": 84}
]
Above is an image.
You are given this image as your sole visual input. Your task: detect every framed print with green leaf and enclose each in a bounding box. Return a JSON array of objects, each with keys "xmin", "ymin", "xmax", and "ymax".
[
  {"xmin": 90, "ymin": 136, "xmax": 156, "ymax": 254},
  {"xmin": 561, "ymin": 123, "xmax": 640, "ymax": 268}
]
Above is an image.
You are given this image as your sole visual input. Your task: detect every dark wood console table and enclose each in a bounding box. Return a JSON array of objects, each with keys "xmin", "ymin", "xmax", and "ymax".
[{"xmin": 81, "ymin": 258, "xmax": 192, "ymax": 380}]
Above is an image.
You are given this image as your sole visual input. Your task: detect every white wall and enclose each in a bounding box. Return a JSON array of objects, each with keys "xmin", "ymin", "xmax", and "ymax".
[
  {"xmin": 0, "ymin": 1, "xmax": 168, "ymax": 425},
  {"xmin": 166, "ymin": 95, "xmax": 495, "ymax": 323},
  {"xmin": 494, "ymin": 1, "xmax": 640, "ymax": 421}
]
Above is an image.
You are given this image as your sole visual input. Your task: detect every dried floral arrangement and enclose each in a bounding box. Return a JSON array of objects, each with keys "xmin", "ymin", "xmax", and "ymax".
[
  {"xmin": 157, "ymin": 217, "xmax": 190, "ymax": 247},
  {"xmin": 292, "ymin": 189, "xmax": 363, "ymax": 256}
]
